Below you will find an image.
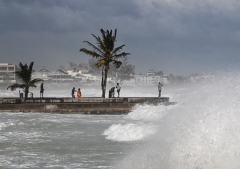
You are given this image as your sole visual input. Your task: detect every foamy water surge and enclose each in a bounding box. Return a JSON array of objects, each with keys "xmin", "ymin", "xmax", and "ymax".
[
  {"xmin": 114, "ymin": 72, "xmax": 240, "ymax": 169},
  {"xmin": 1, "ymin": 72, "xmax": 240, "ymax": 168}
]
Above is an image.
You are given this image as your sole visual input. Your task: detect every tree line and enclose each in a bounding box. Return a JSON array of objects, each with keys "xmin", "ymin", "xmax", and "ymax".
[{"xmin": 7, "ymin": 28, "xmax": 134, "ymax": 99}]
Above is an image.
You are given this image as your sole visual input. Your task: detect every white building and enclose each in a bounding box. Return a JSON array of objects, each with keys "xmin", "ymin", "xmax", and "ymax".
[
  {"xmin": 66, "ymin": 67, "xmax": 89, "ymax": 77},
  {"xmin": 48, "ymin": 70, "xmax": 74, "ymax": 84},
  {"xmin": 32, "ymin": 68, "xmax": 51, "ymax": 81},
  {"xmin": 0, "ymin": 63, "xmax": 16, "ymax": 84},
  {"xmin": 134, "ymin": 74, "xmax": 168, "ymax": 85},
  {"xmin": 75, "ymin": 73, "xmax": 115, "ymax": 85}
]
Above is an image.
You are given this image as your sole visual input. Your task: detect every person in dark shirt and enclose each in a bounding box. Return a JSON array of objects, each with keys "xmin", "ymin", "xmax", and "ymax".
[
  {"xmin": 71, "ymin": 87, "xmax": 76, "ymax": 98},
  {"xmin": 158, "ymin": 82, "xmax": 163, "ymax": 98},
  {"xmin": 109, "ymin": 87, "xmax": 115, "ymax": 98},
  {"xmin": 40, "ymin": 83, "xmax": 44, "ymax": 98}
]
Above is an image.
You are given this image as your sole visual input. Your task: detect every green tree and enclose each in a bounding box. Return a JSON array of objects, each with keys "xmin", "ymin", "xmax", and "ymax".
[
  {"xmin": 88, "ymin": 58, "xmax": 100, "ymax": 73},
  {"xmin": 113, "ymin": 57, "xmax": 135, "ymax": 83},
  {"xmin": 89, "ymin": 57, "xmax": 135, "ymax": 83},
  {"xmin": 80, "ymin": 28, "xmax": 130, "ymax": 98},
  {"xmin": 7, "ymin": 62, "xmax": 43, "ymax": 99}
]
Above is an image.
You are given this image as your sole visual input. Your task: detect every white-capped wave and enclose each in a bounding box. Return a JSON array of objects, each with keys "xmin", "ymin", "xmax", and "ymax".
[
  {"xmin": 103, "ymin": 123, "xmax": 157, "ymax": 142},
  {"xmin": 127, "ymin": 104, "xmax": 177, "ymax": 121},
  {"xmin": 114, "ymin": 72, "xmax": 240, "ymax": 169}
]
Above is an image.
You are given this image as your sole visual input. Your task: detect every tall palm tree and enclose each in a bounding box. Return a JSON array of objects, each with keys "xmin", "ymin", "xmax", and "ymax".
[
  {"xmin": 80, "ymin": 29, "xmax": 130, "ymax": 98},
  {"xmin": 7, "ymin": 62, "xmax": 43, "ymax": 99}
]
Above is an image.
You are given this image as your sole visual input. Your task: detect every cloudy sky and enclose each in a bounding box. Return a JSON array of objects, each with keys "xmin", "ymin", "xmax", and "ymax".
[{"xmin": 1, "ymin": 0, "xmax": 240, "ymax": 75}]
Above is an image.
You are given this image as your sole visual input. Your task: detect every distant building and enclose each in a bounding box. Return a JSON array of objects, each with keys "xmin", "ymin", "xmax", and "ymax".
[
  {"xmin": 48, "ymin": 70, "xmax": 74, "ymax": 84},
  {"xmin": 0, "ymin": 63, "xmax": 16, "ymax": 84},
  {"xmin": 32, "ymin": 68, "xmax": 51, "ymax": 82},
  {"xmin": 66, "ymin": 66, "xmax": 89, "ymax": 77},
  {"xmin": 134, "ymin": 70, "xmax": 168, "ymax": 86}
]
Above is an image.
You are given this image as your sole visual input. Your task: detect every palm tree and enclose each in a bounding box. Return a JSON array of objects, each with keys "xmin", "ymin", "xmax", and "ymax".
[
  {"xmin": 7, "ymin": 62, "xmax": 43, "ymax": 99},
  {"xmin": 80, "ymin": 28, "xmax": 130, "ymax": 98}
]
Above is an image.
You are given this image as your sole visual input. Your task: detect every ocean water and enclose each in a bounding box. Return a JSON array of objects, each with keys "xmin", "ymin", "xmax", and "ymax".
[{"xmin": 1, "ymin": 73, "xmax": 240, "ymax": 169}]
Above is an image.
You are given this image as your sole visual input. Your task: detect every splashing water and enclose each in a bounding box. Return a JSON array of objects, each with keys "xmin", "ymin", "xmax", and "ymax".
[
  {"xmin": 2, "ymin": 72, "xmax": 240, "ymax": 168},
  {"xmin": 113, "ymin": 72, "xmax": 240, "ymax": 169}
]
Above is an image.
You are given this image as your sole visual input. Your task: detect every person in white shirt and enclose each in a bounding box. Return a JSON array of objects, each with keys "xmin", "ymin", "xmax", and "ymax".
[
  {"xmin": 158, "ymin": 82, "xmax": 163, "ymax": 98},
  {"xmin": 116, "ymin": 83, "xmax": 121, "ymax": 98},
  {"xmin": 19, "ymin": 88, "xmax": 24, "ymax": 98}
]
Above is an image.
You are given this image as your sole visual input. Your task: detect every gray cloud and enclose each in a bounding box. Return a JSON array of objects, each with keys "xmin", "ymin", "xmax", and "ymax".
[{"xmin": 1, "ymin": 0, "xmax": 240, "ymax": 75}]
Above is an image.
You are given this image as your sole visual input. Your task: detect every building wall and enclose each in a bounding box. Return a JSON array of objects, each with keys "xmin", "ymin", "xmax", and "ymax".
[
  {"xmin": 134, "ymin": 75, "xmax": 168, "ymax": 85},
  {"xmin": 0, "ymin": 63, "xmax": 16, "ymax": 84}
]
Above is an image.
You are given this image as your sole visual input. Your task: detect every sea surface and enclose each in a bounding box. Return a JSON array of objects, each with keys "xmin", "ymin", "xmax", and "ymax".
[{"xmin": 1, "ymin": 73, "xmax": 240, "ymax": 169}]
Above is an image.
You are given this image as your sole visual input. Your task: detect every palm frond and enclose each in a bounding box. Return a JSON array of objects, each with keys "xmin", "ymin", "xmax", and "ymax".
[
  {"xmin": 81, "ymin": 41, "xmax": 104, "ymax": 55},
  {"xmin": 112, "ymin": 44, "xmax": 125, "ymax": 54},
  {"xmin": 28, "ymin": 62, "xmax": 34, "ymax": 72},
  {"xmin": 30, "ymin": 78, "xmax": 43, "ymax": 84},
  {"xmin": 112, "ymin": 60, "xmax": 122, "ymax": 68},
  {"xmin": 114, "ymin": 52, "xmax": 131, "ymax": 59},
  {"xmin": 96, "ymin": 59, "xmax": 106, "ymax": 67},
  {"xmin": 100, "ymin": 29, "xmax": 106, "ymax": 40},
  {"xmin": 15, "ymin": 62, "xmax": 32, "ymax": 83},
  {"xmin": 80, "ymin": 48, "xmax": 102, "ymax": 58},
  {"xmin": 7, "ymin": 84, "xmax": 27, "ymax": 91},
  {"xmin": 91, "ymin": 34, "xmax": 106, "ymax": 51},
  {"xmin": 114, "ymin": 29, "xmax": 117, "ymax": 39},
  {"xmin": 28, "ymin": 83, "xmax": 37, "ymax": 88}
]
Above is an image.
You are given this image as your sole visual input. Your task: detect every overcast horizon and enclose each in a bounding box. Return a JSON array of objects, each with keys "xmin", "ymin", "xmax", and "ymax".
[{"xmin": 1, "ymin": 0, "xmax": 240, "ymax": 75}]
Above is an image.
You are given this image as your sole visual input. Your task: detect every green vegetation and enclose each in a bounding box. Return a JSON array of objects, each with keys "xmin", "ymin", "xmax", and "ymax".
[
  {"xmin": 7, "ymin": 62, "xmax": 43, "ymax": 99},
  {"xmin": 80, "ymin": 29, "xmax": 130, "ymax": 98}
]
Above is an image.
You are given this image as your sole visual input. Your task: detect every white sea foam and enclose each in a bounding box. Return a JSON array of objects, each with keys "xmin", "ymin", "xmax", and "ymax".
[
  {"xmin": 0, "ymin": 89, "xmax": 16, "ymax": 97},
  {"xmin": 114, "ymin": 72, "xmax": 240, "ymax": 169},
  {"xmin": 4, "ymin": 72, "xmax": 240, "ymax": 168},
  {"xmin": 103, "ymin": 123, "xmax": 157, "ymax": 141},
  {"xmin": 127, "ymin": 104, "xmax": 178, "ymax": 121}
]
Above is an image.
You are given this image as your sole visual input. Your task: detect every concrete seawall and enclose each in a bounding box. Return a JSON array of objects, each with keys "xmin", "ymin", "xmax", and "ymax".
[{"xmin": 0, "ymin": 97, "xmax": 174, "ymax": 114}]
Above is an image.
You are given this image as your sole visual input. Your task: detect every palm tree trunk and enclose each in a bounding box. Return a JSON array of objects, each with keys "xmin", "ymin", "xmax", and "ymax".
[
  {"xmin": 101, "ymin": 66, "xmax": 108, "ymax": 98},
  {"xmin": 25, "ymin": 86, "xmax": 29, "ymax": 99}
]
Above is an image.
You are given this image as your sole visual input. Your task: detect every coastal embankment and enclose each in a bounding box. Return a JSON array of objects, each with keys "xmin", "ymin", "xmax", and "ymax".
[{"xmin": 0, "ymin": 97, "xmax": 174, "ymax": 114}]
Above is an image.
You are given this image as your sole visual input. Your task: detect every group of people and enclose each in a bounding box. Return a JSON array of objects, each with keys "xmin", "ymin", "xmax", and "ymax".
[
  {"xmin": 19, "ymin": 82, "xmax": 44, "ymax": 98},
  {"xmin": 109, "ymin": 82, "xmax": 163, "ymax": 98},
  {"xmin": 71, "ymin": 87, "xmax": 82, "ymax": 98},
  {"xmin": 109, "ymin": 83, "xmax": 121, "ymax": 98},
  {"xmin": 18, "ymin": 82, "xmax": 164, "ymax": 99}
]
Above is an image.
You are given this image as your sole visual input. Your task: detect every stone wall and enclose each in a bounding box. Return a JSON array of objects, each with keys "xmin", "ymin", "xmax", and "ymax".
[{"xmin": 0, "ymin": 97, "xmax": 172, "ymax": 114}]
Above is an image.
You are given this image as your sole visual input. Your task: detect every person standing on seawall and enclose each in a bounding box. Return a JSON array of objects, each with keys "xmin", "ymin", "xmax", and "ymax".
[
  {"xmin": 116, "ymin": 83, "xmax": 121, "ymax": 98},
  {"xmin": 40, "ymin": 83, "xmax": 44, "ymax": 98},
  {"xmin": 19, "ymin": 88, "xmax": 24, "ymax": 98},
  {"xmin": 71, "ymin": 87, "xmax": 76, "ymax": 98},
  {"xmin": 77, "ymin": 88, "xmax": 82, "ymax": 98},
  {"xmin": 158, "ymin": 82, "xmax": 163, "ymax": 98}
]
